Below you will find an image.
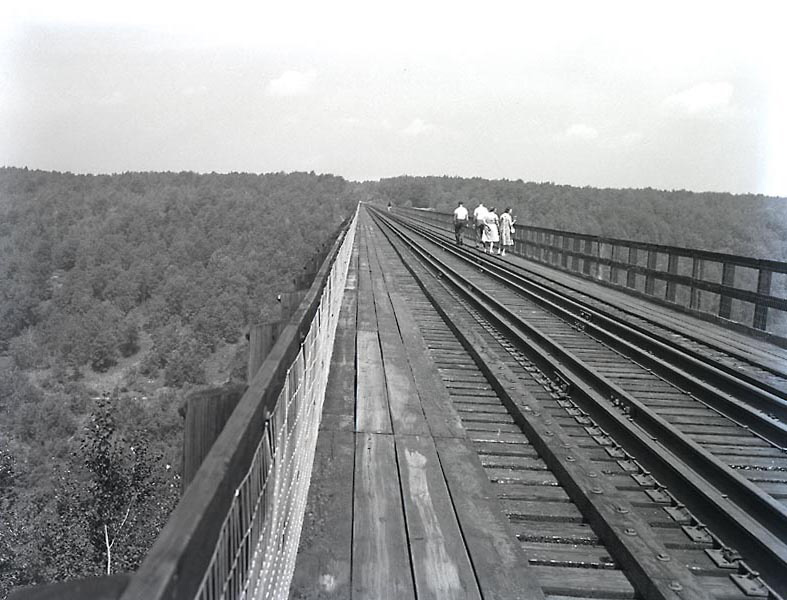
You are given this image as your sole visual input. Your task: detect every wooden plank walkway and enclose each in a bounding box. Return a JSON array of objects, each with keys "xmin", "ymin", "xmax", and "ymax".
[{"xmin": 290, "ymin": 211, "xmax": 542, "ymax": 599}]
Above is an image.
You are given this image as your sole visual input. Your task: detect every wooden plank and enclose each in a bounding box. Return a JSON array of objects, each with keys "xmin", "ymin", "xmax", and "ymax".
[
  {"xmin": 366, "ymin": 233, "xmax": 432, "ymax": 437},
  {"xmin": 502, "ymin": 500, "xmax": 584, "ymax": 523},
  {"xmin": 356, "ymin": 229, "xmax": 377, "ymax": 332},
  {"xmin": 378, "ymin": 338, "xmax": 431, "ymax": 435},
  {"xmin": 320, "ymin": 283, "xmax": 357, "ymax": 420},
  {"xmin": 388, "ymin": 292, "xmax": 466, "ymax": 438},
  {"xmin": 520, "ymin": 541, "xmax": 617, "ymax": 569},
  {"xmin": 510, "ymin": 521, "xmax": 601, "ymax": 545},
  {"xmin": 396, "ymin": 435, "xmax": 481, "ymax": 600},
  {"xmin": 435, "ymin": 437, "xmax": 545, "ymax": 599},
  {"xmin": 290, "ymin": 428, "xmax": 354, "ymax": 598},
  {"xmin": 528, "ymin": 565, "xmax": 635, "ymax": 599},
  {"xmin": 352, "ymin": 433, "xmax": 415, "ymax": 599},
  {"xmin": 355, "ymin": 331, "xmax": 392, "ymax": 434}
]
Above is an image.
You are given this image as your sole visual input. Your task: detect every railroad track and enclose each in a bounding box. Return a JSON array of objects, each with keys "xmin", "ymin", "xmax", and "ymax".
[
  {"xmin": 393, "ymin": 210, "xmax": 787, "ymax": 402},
  {"xmin": 366, "ymin": 206, "xmax": 787, "ymax": 598}
]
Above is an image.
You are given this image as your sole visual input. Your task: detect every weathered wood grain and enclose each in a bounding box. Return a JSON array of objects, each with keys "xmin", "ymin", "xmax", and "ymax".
[
  {"xmin": 396, "ymin": 435, "xmax": 481, "ymax": 600},
  {"xmin": 352, "ymin": 433, "xmax": 415, "ymax": 600},
  {"xmin": 355, "ymin": 331, "xmax": 391, "ymax": 434}
]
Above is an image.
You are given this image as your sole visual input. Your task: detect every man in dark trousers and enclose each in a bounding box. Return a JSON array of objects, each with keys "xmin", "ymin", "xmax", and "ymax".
[{"xmin": 453, "ymin": 201, "xmax": 469, "ymax": 245}]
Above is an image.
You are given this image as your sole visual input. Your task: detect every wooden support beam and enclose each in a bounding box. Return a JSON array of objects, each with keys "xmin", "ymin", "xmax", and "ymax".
[
  {"xmin": 279, "ymin": 290, "xmax": 307, "ymax": 322},
  {"xmin": 247, "ymin": 321, "xmax": 285, "ymax": 384},
  {"xmin": 181, "ymin": 384, "xmax": 247, "ymax": 493}
]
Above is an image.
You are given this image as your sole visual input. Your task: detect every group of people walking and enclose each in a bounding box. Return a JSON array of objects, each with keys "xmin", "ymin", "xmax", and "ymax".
[{"xmin": 453, "ymin": 201, "xmax": 516, "ymax": 256}]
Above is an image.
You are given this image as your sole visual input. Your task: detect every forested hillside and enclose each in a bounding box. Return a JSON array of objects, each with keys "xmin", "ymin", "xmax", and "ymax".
[
  {"xmin": 375, "ymin": 176, "xmax": 787, "ymax": 261},
  {"xmin": 0, "ymin": 168, "xmax": 359, "ymax": 597}
]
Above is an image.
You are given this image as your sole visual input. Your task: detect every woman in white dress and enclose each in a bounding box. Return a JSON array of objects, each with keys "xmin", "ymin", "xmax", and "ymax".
[
  {"xmin": 482, "ymin": 207, "xmax": 500, "ymax": 254},
  {"xmin": 499, "ymin": 207, "xmax": 516, "ymax": 256}
]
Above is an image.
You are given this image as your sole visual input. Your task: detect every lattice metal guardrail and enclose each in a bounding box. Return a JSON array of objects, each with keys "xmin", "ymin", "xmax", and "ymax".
[{"xmin": 194, "ymin": 208, "xmax": 357, "ymax": 600}]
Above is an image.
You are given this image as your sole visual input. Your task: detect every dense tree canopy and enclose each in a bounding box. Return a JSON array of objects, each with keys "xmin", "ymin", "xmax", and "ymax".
[{"xmin": 0, "ymin": 167, "xmax": 359, "ymax": 598}]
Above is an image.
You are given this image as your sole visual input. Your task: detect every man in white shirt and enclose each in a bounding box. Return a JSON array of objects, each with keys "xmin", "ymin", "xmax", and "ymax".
[
  {"xmin": 453, "ymin": 201, "xmax": 469, "ymax": 245},
  {"xmin": 472, "ymin": 202, "xmax": 488, "ymax": 249}
]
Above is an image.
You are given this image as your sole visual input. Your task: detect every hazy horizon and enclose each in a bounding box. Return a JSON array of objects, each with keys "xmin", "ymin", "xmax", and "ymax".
[{"xmin": 2, "ymin": 1, "xmax": 785, "ymax": 196}]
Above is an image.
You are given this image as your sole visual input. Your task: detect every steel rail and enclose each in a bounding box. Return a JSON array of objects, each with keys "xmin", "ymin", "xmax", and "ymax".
[
  {"xmin": 389, "ymin": 210, "xmax": 787, "ymax": 442},
  {"xmin": 396, "ymin": 209, "xmax": 787, "ymax": 385},
  {"xmin": 370, "ymin": 207, "xmax": 787, "ymax": 593}
]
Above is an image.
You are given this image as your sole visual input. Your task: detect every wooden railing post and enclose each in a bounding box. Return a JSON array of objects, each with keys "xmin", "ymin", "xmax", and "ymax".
[
  {"xmin": 571, "ymin": 237, "xmax": 581, "ymax": 271},
  {"xmin": 753, "ymin": 268, "xmax": 772, "ymax": 330},
  {"xmin": 582, "ymin": 239, "xmax": 593, "ymax": 275},
  {"xmin": 665, "ymin": 253, "xmax": 679, "ymax": 302},
  {"xmin": 561, "ymin": 236, "xmax": 570, "ymax": 268},
  {"xmin": 610, "ymin": 244, "xmax": 619, "ymax": 284},
  {"xmin": 719, "ymin": 262, "xmax": 736, "ymax": 319},
  {"xmin": 690, "ymin": 257, "xmax": 704, "ymax": 310},
  {"xmin": 627, "ymin": 247, "xmax": 638, "ymax": 289},
  {"xmin": 645, "ymin": 250, "xmax": 657, "ymax": 295}
]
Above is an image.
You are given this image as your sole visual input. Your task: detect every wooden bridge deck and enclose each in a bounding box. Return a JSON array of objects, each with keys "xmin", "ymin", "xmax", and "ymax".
[
  {"xmin": 290, "ymin": 208, "xmax": 787, "ymax": 599},
  {"xmin": 290, "ymin": 213, "xmax": 544, "ymax": 599}
]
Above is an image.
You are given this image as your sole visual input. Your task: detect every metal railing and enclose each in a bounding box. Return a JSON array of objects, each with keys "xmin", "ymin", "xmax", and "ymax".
[{"xmin": 394, "ymin": 206, "xmax": 787, "ymax": 341}]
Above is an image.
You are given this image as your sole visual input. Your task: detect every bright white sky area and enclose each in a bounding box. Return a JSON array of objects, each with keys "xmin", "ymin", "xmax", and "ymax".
[{"xmin": 1, "ymin": 0, "xmax": 785, "ymax": 195}]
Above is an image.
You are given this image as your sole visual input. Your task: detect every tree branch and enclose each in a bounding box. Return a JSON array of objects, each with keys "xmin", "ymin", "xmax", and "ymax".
[
  {"xmin": 104, "ymin": 506, "xmax": 131, "ymax": 575},
  {"xmin": 104, "ymin": 523, "xmax": 111, "ymax": 575}
]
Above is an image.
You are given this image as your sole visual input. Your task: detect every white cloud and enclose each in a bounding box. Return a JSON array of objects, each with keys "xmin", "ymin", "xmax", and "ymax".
[
  {"xmin": 565, "ymin": 124, "xmax": 598, "ymax": 140},
  {"xmin": 401, "ymin": 118, "xmax": 435, "ymax": 136},
  {"xmin": 600, "ymin": 131, "xmax": 643, "ymax": 149},
  {"xmin": 182, "ymin": 84, "xmax": 208, "ymax": 97},
  {"xmin": 664, "ymin": 81, "xmax": 734, "ymax": 117},
  {"xmin": 96, "ymin": 91, "xmax": 124, "ymax": 106},
  {"xmin": 266, "ymin": 70, "xmax": 315, "ymax": 97}
]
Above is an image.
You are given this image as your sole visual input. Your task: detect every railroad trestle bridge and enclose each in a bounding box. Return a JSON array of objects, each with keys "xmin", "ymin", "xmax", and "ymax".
[{"xmin": 15, "ymin": 203, "xmax": 787, "ymax": 600}]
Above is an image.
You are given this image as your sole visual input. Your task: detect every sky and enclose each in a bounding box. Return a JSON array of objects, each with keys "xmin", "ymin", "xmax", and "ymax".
[{"xmin": 1, "ymin": 1, "xmax": 785, "ymax": 196}]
